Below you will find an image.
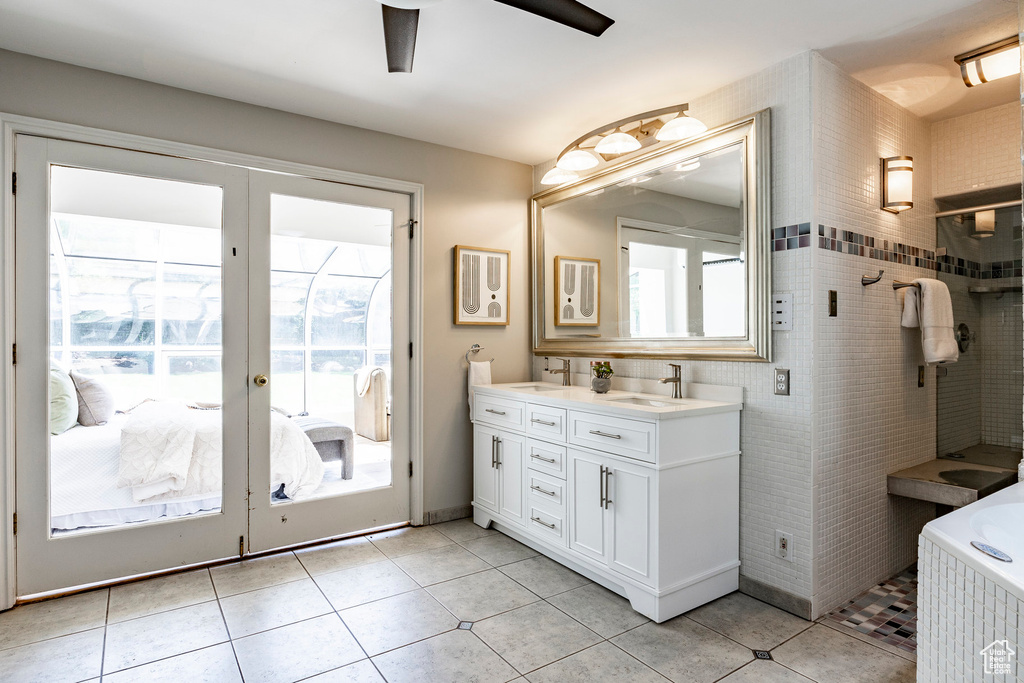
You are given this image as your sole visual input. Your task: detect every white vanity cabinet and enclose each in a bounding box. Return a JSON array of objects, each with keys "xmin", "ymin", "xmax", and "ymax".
[{"xmin": 471, "ymin": 383, "xmax": 742, "ymax": 623}]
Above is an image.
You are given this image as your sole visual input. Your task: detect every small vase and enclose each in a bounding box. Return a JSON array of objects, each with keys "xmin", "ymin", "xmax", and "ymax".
[{"xmin": 591, "ymin": 377, "xmax": 612, "ymax": 394}]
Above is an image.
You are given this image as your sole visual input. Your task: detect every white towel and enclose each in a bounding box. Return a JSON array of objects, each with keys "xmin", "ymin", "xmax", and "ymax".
[
  {"xmin": 914, "ymin": 278, "xmax": 958, "ymax": 365},
  {"xmin": 900, "ymin": 287, "xmax": 920, "ymax": 328},
  {"xmin": 468, "ymin": 361, "xmax": 492, "ymax": 420}
]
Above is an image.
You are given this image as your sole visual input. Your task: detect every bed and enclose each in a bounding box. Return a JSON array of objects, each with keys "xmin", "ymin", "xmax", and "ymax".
[{"xmin": 50, "ymin": 402, "xmax": 326, "ymax": 532}]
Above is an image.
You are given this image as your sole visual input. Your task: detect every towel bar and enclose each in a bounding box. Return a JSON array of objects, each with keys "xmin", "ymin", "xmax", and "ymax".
[
  {"xmin": 892, "ymin": 280, "xmax": 920, "ymax": 290},
  {"xmin": 465, "ymin": 344, "xmax": 495, "ymax": 364}
]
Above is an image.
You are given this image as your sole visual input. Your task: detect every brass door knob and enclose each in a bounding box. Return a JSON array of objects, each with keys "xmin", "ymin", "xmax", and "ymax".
[{"xmin": 254, "ymin": 374, "xmax": 269, "ymax": 387}]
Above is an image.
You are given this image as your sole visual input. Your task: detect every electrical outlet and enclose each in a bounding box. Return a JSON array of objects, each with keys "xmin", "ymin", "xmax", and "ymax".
[
  {"xmin": 774, "ymin": 369, "xmax": 790, "ymax": 396},
  {"xmin": 775, "ymin": 530, "xmax": 793, "ymax": 562}
]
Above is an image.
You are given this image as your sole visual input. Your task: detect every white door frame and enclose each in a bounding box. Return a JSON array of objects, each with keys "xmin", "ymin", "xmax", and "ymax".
[{"xmin": 0, "ymin": 113, "xmax": 426, "ymax": 609}]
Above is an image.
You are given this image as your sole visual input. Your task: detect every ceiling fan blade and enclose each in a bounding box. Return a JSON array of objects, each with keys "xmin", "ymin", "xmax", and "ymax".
[
  {"xmin": 493, "ymin": 0, "xmax": 613, "ymax": 37},
  {"xmin": 381, "ymin": 5, "xmax": 419, "ymax": 73}
]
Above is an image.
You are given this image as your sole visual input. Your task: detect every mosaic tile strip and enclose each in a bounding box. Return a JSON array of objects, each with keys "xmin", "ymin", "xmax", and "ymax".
[
  {"xmin": 828, "ymin": 565, "xmax": 917, "ymax": 653},
  {"xmin": 771, "ymin": 223, "xmax": 812, "ymax": 251}
]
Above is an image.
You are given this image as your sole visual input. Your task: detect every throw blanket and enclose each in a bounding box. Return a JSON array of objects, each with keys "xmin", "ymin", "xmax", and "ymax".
[{"xmin": 117, "ymin": 401, "xmax": 324, "ymax": 502}]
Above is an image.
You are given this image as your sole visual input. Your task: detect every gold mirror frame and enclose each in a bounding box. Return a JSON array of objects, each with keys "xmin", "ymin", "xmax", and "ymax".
[{"xmin": 531, "ymin": 110, "xmax": 771, "ymax": 361}]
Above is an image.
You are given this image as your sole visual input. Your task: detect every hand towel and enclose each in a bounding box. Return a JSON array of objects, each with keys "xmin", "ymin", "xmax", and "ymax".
[
  {"xmin": 900, "ymin": 287, "xmax": 920, "ymax": 328},
  {"xmin": 915, "ymin": 278, "xmax": 958, "ymax": 365},
  {"xmin": 468, "ymin": 360, "xmax": 492, "ymax": 420}
]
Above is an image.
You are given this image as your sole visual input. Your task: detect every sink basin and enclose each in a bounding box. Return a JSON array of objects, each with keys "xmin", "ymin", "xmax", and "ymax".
[
  {"xmin": 508, "ymin": 384, "xmax": 564, "ymax": 392},
  {"xmin": 603, "ymin": 396, "xmax": 689, "ymax": 408}
]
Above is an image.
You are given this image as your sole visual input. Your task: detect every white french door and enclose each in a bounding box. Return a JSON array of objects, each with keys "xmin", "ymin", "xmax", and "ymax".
[{"xmin": 13, "ymin": 135, "xmax": 412, "ymax": 595}]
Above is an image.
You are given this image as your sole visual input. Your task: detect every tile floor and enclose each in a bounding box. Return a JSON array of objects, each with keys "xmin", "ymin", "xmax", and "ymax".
[
  {"xmin": 826, "ymin": 566, "xmax": 918, "ymax": 653},
  {"xmin": 0, "ymin": 522, "xmax": 917, "ymax": 682}
]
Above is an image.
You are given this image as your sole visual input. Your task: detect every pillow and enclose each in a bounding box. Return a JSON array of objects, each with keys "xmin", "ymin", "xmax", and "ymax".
[
  {"xmin": 70, "ymin": 370, "xmax": 115, "ymax": 427},
  {"xmin": 49, "ymin": 364, "xmax": 79, "ymax": 435}
]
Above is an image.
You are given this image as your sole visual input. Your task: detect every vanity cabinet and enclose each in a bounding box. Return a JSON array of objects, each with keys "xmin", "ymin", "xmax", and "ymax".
[{"xmin": 472, "ymin": 383, "xmax": 742, "ymax": 623}]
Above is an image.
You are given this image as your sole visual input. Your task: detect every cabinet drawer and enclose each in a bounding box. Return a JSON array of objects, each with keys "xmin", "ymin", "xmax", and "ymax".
[
  {"xmin": 568, "ymin": 411, "xmax": 656, "ymax": 463},
  {"xmin": 527, "ymin": 503, "xmax": 565, "ymax": 545},
  {"xmin": 527, "ymin": 404, "xmax": 567, "ymax": 441},
  {"xmin": 526, "ymin": 440, "xmax": 566, "ymax": 479},
  {"xmin": 474, "ymin": 395, "xmax": 526, "ymax": 431},
  {"xmin": 527, "ymin": 469, "xmax": 565, "ymax": 509}
]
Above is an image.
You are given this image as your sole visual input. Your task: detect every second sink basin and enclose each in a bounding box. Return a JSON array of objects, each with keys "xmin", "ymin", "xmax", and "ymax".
[
  {"xmin": 603, "ymin": 396, "xmax": 690, "ymax": 408},
  {"xmin": 508, "ymin": 384, "xmax": 564, "ymax": 392}
]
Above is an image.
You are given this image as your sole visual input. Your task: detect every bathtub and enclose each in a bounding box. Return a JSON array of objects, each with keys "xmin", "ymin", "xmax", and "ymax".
[{"xmin": 918, "ymin": 481, "xmax": 1024, "ymax": 682}]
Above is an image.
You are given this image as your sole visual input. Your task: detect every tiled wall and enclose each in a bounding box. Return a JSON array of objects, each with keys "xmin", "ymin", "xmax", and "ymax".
[
  {"xmin": 937, "ymin": 269, "xmax": 983, "ymax": 455},
  {"xmin": 931, "ymin": 101, "xmax": 1022, "ymax": 198}
]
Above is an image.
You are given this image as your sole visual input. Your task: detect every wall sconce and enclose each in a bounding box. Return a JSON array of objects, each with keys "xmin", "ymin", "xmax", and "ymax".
[
  {"xmin": 954, "ymin": 36, "xmax": 1020, "ymax": 87},
  {"xmin": 968, "ymin": 210, "xmax": 996, "ymax": 239},
  {"xmin": 541, "ymin": 104, "xmax": 707, "ymax": 185},
  {"xmin": 880, "ymin": 156, "xmax": 913, "ymax": 213}
]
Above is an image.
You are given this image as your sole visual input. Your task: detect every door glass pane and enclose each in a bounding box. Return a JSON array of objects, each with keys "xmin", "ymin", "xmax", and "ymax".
[
  {"xmin": 269, "ymin": 194, "xmax": 393, "ymax": 504},
  {"xmin": 48, "ymin": 166, "xmax": 224, "ymax": 536}
]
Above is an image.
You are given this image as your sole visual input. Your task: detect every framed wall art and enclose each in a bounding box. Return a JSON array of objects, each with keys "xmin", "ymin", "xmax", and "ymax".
[
  {"xmin": 453, "ymin": 245, "xmax": 510, "ymax": 326},
  {"xmin": 555, "ymin": 256, "xmax": 599, "ymax": 326}
]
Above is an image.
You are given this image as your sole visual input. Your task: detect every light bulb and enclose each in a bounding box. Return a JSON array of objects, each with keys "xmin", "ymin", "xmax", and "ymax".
[
  {"xmin": 556, "ymin": 149, "xmax": 599, "ymax": 171},
  {"xmin": 595, "ymin": 130, "xmax": 641, "ymax": 155},
  {"xmin": 657, "ymin": 115, "xmax": 708, "ymax": 141},
  {"xmin": 540, "ymin": 167, "xmax": 579, "ymax": 185}
]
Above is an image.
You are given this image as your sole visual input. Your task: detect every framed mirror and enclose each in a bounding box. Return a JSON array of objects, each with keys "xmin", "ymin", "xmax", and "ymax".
[{"xmin": 531, "ymin": 110, "xmax": 771, "ymax": 361}]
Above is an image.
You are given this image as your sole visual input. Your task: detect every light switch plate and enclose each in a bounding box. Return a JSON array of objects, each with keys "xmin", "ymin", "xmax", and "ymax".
[
  {"xmin": 772, "ymin": 293, "xmax": 793, "ymax": 331},
  {"xmin": 774, "ymin": 369, "xmax": 790, "ymax": 396}
]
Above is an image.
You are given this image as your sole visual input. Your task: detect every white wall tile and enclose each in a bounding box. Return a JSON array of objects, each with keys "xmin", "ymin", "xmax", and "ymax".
[{"xmin": 932, "ymin": 102, "xmax": 1021, "ymax": 198}]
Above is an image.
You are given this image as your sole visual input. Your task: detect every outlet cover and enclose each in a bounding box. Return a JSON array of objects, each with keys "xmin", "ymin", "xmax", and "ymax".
[
  {"xmin": 774, "ymin": 369, "xmax": 790, "ymax": 396},
  {"xmin": 772, "ymin": 293, "xmax": 793, "ymax": 331},
  {"xmin": 775, "ymin": 530, "xmax": 793, "ymax": 562}
]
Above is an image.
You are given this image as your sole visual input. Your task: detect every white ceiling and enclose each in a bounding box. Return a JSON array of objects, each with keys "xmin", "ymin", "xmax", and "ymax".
[{"xmin": 0, "ymin": 0, "xmax": 1017, "ymax": 165}]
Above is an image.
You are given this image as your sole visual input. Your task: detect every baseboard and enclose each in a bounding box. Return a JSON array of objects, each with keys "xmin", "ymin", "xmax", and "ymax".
[
  {"xmin": 423, "ymin": 504, "xmax": 473, "ymax": 526},
  {"xmin": 739, "ymin": 575, "xmax": 813, "ymax": 621}
]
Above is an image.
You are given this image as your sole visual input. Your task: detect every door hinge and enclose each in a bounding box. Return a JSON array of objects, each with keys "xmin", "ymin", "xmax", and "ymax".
[
  {"xmin": 239, "ymin": 535, "xmax": 244, "ymax": 558},
  {"xmin": 409, "ymin": 461, "xmax": 413, "ymax": 477},
  {"xmin": 10, "ymin": 172, "xmax": 15, "ymax": 196},
  {"xmin": 11, "ymin": 344, "xmax": 15, "ymax": 365},
  {"xmin": 12, "ymin": 512, "xmax": 16, "ymax": 536},
  {"xmin": 409, "ymin": 342, "xmax": 413, "ymax": 358}
]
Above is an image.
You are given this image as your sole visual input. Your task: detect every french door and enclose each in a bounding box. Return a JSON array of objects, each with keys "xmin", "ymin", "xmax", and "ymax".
[{"xmin": 13, "ymin": 135, "xmax": 411, "ymax": 594}]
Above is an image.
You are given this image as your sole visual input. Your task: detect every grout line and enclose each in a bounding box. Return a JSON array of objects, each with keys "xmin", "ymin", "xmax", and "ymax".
[{"xmin": 98, "ymin": 588, "xmax": 111, "ymax": 681}]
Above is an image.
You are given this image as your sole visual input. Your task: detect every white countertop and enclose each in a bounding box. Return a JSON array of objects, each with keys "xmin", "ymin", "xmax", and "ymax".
[{"xmin": 474, "ymin": 382, "xmax": 742, "ymax": 420}]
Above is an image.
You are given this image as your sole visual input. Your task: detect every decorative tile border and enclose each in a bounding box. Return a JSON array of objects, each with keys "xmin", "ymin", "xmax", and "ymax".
[{"xmin": 771, "ymin": 223, "xmax": 812, "ymax": 251}]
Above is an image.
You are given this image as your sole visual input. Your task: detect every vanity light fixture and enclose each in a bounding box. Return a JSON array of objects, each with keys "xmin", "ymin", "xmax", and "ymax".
[
  {"xmin": 540, "ymin": 166, "xmax": 580, "ymax": 185},
  {"xmin": 556, "ymin": 148, "xmax": 600, "ymax": 171},
  {"xmin": 595, "ymin": 128, "xmax": 642, "ymax": 155},
  {"xmin": 954, "ymin": 36, "xmax": 1020, "ymax": 87},
  {"xmin": 656, "ymin": 114, "xmax": 708, "ymax": 141},
  {"xmin": 880, "ymin": 156, "xmax": 913, "ymax": 214}
]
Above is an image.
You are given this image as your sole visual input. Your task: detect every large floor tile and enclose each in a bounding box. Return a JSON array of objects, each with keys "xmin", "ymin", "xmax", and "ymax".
[
  {"xmin": 0, "ymin": 589, "xmax": 107, "ymax": 650},
  {"xmin": 366, "ymin": 526, "xmax": 453, "ymax": 558},
  {"xmin": 304, "ymin": 659, "xmax": 386, "ymax": 682},
  {"xmin": 233, "ymin": 614, "xmax": 366, "ymax": 683},
  {"xmin": 611, "ymin": 617, "xmax": 753, "ymax": 683},
  {"xmin": 104, "ymin": 601, "xmax": 229, "ymax": 674},
  {"xmin": 108, "ymin": 569, "xmax": 216, "ymax": 623},
  {"xmin": 426, "ymin": 569, "xmax": 539, "ymax": 622},
  {"xmin": 0, "ymin": 627, "xmax": 103, "ymax": 683},
  {"xmin": 295, "ymin": 537, "xmax": 387, "ymax": 576},
  {"xmin": 372, "ymin": 629, "xmax": 517, "ymax": 683},
  {"xmin": 102, "ymin": 643, "xmax": 242, "ymax": 683},
  {"xmin": 474, "ymin": 601, "xmax": 601, "ymax": 674},
  {"xmin": 432, "ymin": 518, "xmax": 498, "ymax": 545},
  {"xmin": 462, "ymin": 534, "xmax": 539, "ymax": 567},
  {"xmin": 525, "ymin": 641, "xmax": 670, "ymax": 683},
  {"xmin": 498, "ymin": 555, "xmax": 590, "ymax": 598},
  {"xmin": 685, "ymin": 592, "xmax": 811, "ymax": 650},
  {"xmin": 546, "ymin": 583, "xmax": 649, "ymax": 638},
  {"xmin": 717, "ymin": 659, "xmax": 815, "ymax": 682},
  {"xmin": 210, "ymin": 552, "xmax": 308, "ymax": 597},
  {"xmin": 219, "ymin": 578, "xmax": 332, "ymax": 639},
  {"xmin": 340, "ymin": 589, "xmax": 459, "ymax": 656},
  {"xmin": 772, "ymin": 624, "xmax": 916, "ymax": 683},
  {"xmin": 393, "ymin": 543, "xmax": 490, "ymax": 586},
  {"xmin": 315, "ymin": 559, "xmax": 419, "ymax": 611}
]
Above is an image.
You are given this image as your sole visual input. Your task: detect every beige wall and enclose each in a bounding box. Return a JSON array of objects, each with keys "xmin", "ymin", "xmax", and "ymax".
[{"xmin": 0, "ymin": 48, "xmax": 534, "ymax": 519}]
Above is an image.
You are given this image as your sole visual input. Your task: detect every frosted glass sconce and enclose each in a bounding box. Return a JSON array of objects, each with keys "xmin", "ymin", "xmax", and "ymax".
[{"xmin": 881, "ymin": 156, "xmax": 913, "ymax": 214}]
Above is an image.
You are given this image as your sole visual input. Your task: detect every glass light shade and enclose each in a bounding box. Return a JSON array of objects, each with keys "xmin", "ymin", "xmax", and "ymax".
[
  {"xmin": 881, "ymin": 157, "xmax": 913, "ymax": 213},
  {"xmin": 970, "ymin": 209, "xmax": 996, "ymax": 238},
  {"xmin": 656, "ymin": 115, "xmax": 708, "ymax": 141},
  {"xmin": 556, "ymin": 149, "xmax": 599, "ymax": 171},
  {"xmin": 540, "ymin": 167, "xmax": 579, "ymax": 185},
  {"xmin": 960, "ymin": 44, "xmax": 1021, "ymax": 86},
  {"xmin": 595, "ymin": 131, "xmax": 641, "ymax": 155}
]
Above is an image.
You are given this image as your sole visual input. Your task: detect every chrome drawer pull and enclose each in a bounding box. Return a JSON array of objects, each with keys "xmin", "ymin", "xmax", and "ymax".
[
  {"xmin": 531, "ymin": 453, "xmax": 557, "ymax": 463},
  {"xmin": 485, "ymin": 409, "xmax": 506, "ymax": 416},
  {"xmin": 604, "ymin": 468, "xmax": 613, "ymax": 509},
  {"xmin": 589, "ymin": 430, "xmax": 622, "ymax": 439},
  {"xmin": 491, "ymin": 435, "xmax": 497, "ymax": 469},
  {"xmin": 531, "ymin": 516, "xmax": 556, "ymax": 530},
  {"xmin": 531, "ymin": 484, "xmax": 556, "ymax": 497},
  {"xmin": 531, "ymin": 418, "xmax": 557, "ymax": 426}
]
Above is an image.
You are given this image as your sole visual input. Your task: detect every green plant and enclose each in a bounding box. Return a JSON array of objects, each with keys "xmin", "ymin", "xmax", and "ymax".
[{"xmin": 591, "ymin": 361, "xmax": 614, "ymax": 379}]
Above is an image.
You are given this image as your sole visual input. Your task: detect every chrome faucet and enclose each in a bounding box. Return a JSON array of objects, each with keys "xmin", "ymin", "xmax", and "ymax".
[
  {"xmin": 659, "ymin": 363, "xmax": 682, "ymax": 399},
  {"xmin": 549, "ymin": 358, "xmax": 572, "ymax": 386}
]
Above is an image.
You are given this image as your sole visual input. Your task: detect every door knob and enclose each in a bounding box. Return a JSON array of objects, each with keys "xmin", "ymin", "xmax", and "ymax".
[{"xmin": 254, "ymin": 374, "xmax": 269, "ymax": 387}]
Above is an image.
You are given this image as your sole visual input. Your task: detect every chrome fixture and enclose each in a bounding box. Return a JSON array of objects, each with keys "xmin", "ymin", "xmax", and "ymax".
[
  {"xmin": 954, "ymin": 36, "xmax": 1020, "ymax": 88},
  {"xmin": 658, "ymin": 363, "xmax": 683, "ymax": 399},
  {"xmin": 465, "ymin": 344, "xmax": 495, "ymax": 364},
  {"xmin": 881, "ymin": 156, "xmax": 913, "ymax": 213},
  {"xmin": 892, "ymin": 280, "xmax": 921, "ymax": 291},
  {"xmin": 549, "ymin": 358, "xmax": 572, "ymax": 386},
  {"xmin": 541, "ymin": 104, "xmax": 707, "ymax": 185},
  {"xmin": 861, "ymin": 269, "xmax": 884, "ymax": 286}
]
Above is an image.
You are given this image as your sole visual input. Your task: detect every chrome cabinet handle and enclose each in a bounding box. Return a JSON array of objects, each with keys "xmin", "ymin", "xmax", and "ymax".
[
  {"xmin": 485, "ymin": 409, "xmax": 506, "ymax": 416},
  {"xmin": 491, "ymin": 435, "xmax": 497, "ymax": 468},
  {"xmin": 589, "ymin": 430, "xmax": 622, "ymax": 439},
  {"xmin": 531, "ymin": 453, "xmax": 557, "ymax": 464},
  {"xmin": 496, "ymin": 437, "xmax": 502, "ymax": 467},
  {"xmin": 531, "ymin": 418, "xmax": 557, "ymax": 426},
  {"xmin": 604, "ymin": 467, "xmax": 613, "ymax": 509},
  {"xmin": 530, "ymin": 484, "xmax": 556, "ymax": 497},
  {"xmin": 531, "ymin": 516, "xmax": 556, "ymax": 529},
  {"xmin": 599, "ymin": 465, "xmax": 606, "ymax": 508}
]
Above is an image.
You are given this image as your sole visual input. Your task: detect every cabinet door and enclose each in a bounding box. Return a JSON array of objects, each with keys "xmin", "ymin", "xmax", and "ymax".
[
  {"xmin": 608, "ymin": 459, "xmax": 652, "ymax": 583},
  {"xmin": 568, "ymin": 450, "xmax": 606, "ymax": 562},
  {"xmin": 473, "ymin": 424, "xmax": 499, "ymax": 513},
  {"xmin": 497, "ymin": 431, "xmax": 526, "ymax": 525}
]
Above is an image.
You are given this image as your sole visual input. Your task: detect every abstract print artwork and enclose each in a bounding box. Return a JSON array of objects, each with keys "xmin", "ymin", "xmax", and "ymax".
[
  {"xmin": 454, "ymin": 245, "xmax": 510, "ymax": 325},
  {"xmin": 555, "ymin": 256, "xmax": 599, "ymax": 326}
]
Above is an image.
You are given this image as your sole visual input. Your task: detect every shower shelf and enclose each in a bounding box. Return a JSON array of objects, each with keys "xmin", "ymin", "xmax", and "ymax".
[{"xmin": 967, "ymin": 285, "xmax": 1021, "ymax": 295}]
